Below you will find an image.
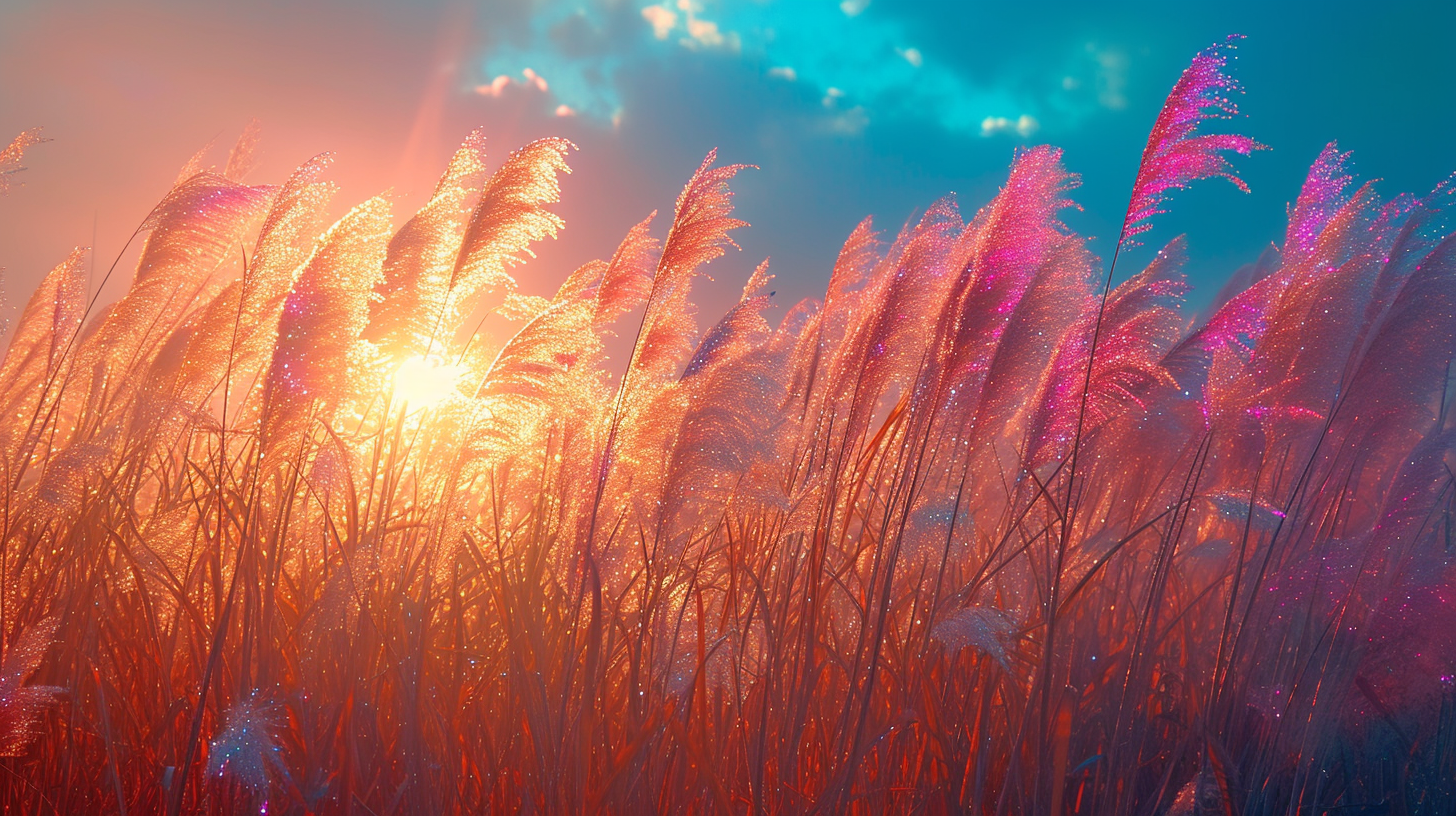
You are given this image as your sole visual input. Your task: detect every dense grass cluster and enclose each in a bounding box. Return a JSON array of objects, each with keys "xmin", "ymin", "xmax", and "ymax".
[{"xmin": 1, "ymin": 38, "xmax": 1454, "ymax": 814}]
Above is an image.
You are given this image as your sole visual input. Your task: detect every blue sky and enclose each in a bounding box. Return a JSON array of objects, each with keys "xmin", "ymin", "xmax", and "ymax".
[
  {"xmin": 464, "ymin": 0, "xmax": 1455, "ymax": 307},
  {"xmin": 1, "ymin": 0, "xmax": 1452, "ymax": 317}
]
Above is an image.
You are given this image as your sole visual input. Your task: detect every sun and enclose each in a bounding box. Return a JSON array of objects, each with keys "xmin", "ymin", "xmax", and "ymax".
[{"xmin": 391, "ymin": 354, "xmax": 465, "ymax": 410}]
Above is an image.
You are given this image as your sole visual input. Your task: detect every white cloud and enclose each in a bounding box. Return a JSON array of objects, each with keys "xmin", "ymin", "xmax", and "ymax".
[
  {"xmin": 474, "ymin": 74, "xmax": 512, "ymax": 97},
  {"xmin": 664, "ymin": 2, "xmax": 736, "ymax": 51},
  {"xmin": 980, "ymin": 114, "xmax": 1039, "ymax": 138},
  {"xmin": 522, "ymin": 67, "xmax": 548, "ymax": 92},
  {"xmin": 686, "ymin": 17, "xmax": 724, "ymax": 48},
  {"xmin": 817, "ymin": 86, "xmax": 869, "ymax": 133},
  {"xmin": 641, "ymin": 5, "xmax": 677, "ymax": 40},
  {"xmin": 480, "ymin": 0, "xmax": 1077, "ymax": 140},
  {"xmin": 827, "ymin": 105, "xmax": 869, "ymax": 135},
  {"xmin": 1088, "ymin": 44, "xmax": 1129, "ymax": 110},
  {"xmin": 473, "ymin": 69, "xmax": 549, "ymax": 97}
]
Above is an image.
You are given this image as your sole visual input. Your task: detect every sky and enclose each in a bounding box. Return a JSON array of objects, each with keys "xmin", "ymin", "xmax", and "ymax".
[{"xmin": 1, "ymin": 0, "xmax": 1453, "ymax": 328}]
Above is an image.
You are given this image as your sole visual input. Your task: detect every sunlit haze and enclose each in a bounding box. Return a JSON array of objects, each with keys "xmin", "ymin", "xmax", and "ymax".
[{"xmin": 1, "ymin": 3, "xmax": 1454, "ymax": 813}]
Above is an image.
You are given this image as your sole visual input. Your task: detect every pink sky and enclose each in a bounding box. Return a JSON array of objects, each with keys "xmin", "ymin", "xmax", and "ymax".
[{"xmin": 0, "ymin": 0, "xmax": 673, "ymax": 329}]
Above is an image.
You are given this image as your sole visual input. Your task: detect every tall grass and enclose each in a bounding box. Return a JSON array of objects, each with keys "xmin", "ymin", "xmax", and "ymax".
[{"xmin": 2, "ymin": 38, "xmax": 1454, "ymax": 814}]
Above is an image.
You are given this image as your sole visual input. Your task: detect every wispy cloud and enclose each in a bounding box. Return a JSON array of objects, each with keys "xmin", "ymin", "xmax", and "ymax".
[
  {"xmin": 641, "ymin": 5, "xmax": 676, "ymax": 40},
  {"xmin": 474, "ymin": 67, "xmax": 551, "ymax": 98},
  {"xmin": 980, "ymin": 114, "xmax": 1040, "ymax": 138},
  {"xmin": 472, "ymin": 2, "xmax": 1139, "ymax": 143},
  {"xmin": 1089, "ymin": 44, "xmax": 1130, "ymax": 110}
]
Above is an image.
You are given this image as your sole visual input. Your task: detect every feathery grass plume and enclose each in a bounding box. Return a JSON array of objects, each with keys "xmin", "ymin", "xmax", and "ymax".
[
  {"xmin": 437, "ymin": 137, "xmax": 573, "ymax": 349},
  {"xmin": 628, "ymin": 150, "xmax": 751, "ymax": 390},
  {"xmin": 497, "ymin": 292, "xmax": 551, "ymax": 322},
  {"xmin": 1231, "ymin": 142, "xmax": 1358, "ymax": 299},
  {"xmin": 128, "ymin": 501, "xmax": 204, "ymax": 619},
  {"xmin": 445, "ymin": 231, "xmax": 619, "ymax": 563},
  {"xmin": 455, "ymin": 293, "xmax": 608, "ymax": 572},
  {"xmin": 1203, "ymin": 243, "xmax": 1280, "ymax": 321},
  {"xmin": 0, "ymin": 617, "xmax": 63, "ymax": 757},
  {"xmin": 1349, "ymin": 173, "xmax": 1456, "ymax": 364},
  {"xmin": 783, "ymin": 217, "xmax": 879, "ymax": 421},
  {"xmin": 900, "ymin": 492, "xmax": 974, "ymax": 567},
  {"xmin": 174, "ymin": 137, "xmax": 218, "ymax": 185},
  {"xmin": 968, "ymin": 238, "xmax": 1099, "ymax": 465},
  {"xmin": 366, "ymin": 130, "xmax": 488, "ymax": 358},
  {"xmin": 1160, "ymin": 147, "xmax": 1353, "ymax": 400},
  {"xmin": 163, "ymin": 154, "xmax": 337, "ymax": 417},
  {"xmin": 1255, "ymin": 208, "xmax": 1385, "ymax": 452},
  {"xmin": 133, "ymin": 172, "xmax": 276, "ymax": 287},
  {"xmin": 131, "ymin": 155, "xmax": 337, "ymax": 457},
  {"xmin": 32, "ymin": 437, "xmax": 113, "ymax": 515},
  {"xmin": 0, "ymin": 248, "xmax": 87, "ymax": 459},
  {"xmin": 555, "ymin": 254, "xmax": 608, "ymax": 300},
  {"xmin": 587, "ymin": 213, "xmax": 660, "ymax": 327},
  {"xmin": 823, "ymin": 218, "xmax": 880, "ymax": 312},
  {"xmin": 824, "ymin": 197, "xmax": 960, "ymax": 450},
  {"xmin": 66, "ymin": 171, "xmax": 275, "ymax": 431},
  {"xmin": 0, "ymin": 128, "xmax": 45, "ymax": 195},
  {"xmin": 1369, "ymin": 173, "xmax": 1456, "ymax": 295},
  {"xmin": 1348, "ymin": 433, "xmax": 1456, "ymax": 733},
  {"xmin": 1283, "ymin": 142, "xmax": 1355, "ymax": 264},
  {"xmin": 659, "ymin": 329, "xmax": 787, "ymax": 552},
  {"xmin": 1028, "ymin": 238, "xmax": 1189, "ymax": 465},
  {"xmin": 587, "ymin": 152, "xmax": 751, "ymax": 568},
  {"xmin": 930, "ymin": 606, "xmax": 1018, "ymax": 671},
  {"xmin": 1119, "ymin": 33, "xmax": 1262, "ymax": 249},
  {"xmin": 472, "ymin": 296, "xmax": 603, "ymax": 460},
  {"xmin": 1330, "ymin": 227, "xmax": 1456, "ymax": 472},
  {"xmin": 681, "ymin": 259, "xmax": 773, "ymax": 380},
  {"xmin": 1197, "ymin": 155, "xmax": 1445, "ymax": 507},
  {"xmin": 1163, "ymin": 249, "xmax": 1279, "ymax": 397},
  {"xmin": 1186, "ymin": 176, "xmax": 1456, "ymax": 804},
  {"xmin": 123, "ymin": 314, "xmax": 221, "ymax": 470},
  {"xmin": 223, "ymin": 118, "xmax": 263, "ymax": 183},
  {"xmin": 929, "ymin": 146, "xmax": 1086, "ymax": 440},
  {"xmin": 206, "ymin": 692, "xmax": 285, "ymax": 794},
  {"xmin": 260, "ymin": 196, "xmax": 392, "ymax": 455}
]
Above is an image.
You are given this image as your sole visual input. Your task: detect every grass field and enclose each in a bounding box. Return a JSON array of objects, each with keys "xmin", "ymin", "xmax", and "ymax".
[{"xmin": 1, "ymin": 36, "xmax": 1454, "ymax": 814}]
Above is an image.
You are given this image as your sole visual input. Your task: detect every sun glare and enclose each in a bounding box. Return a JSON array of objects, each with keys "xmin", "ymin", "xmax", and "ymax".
[{"xmin": 392, "ymin": 354, "xmax": 465, "ymax": 409}]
